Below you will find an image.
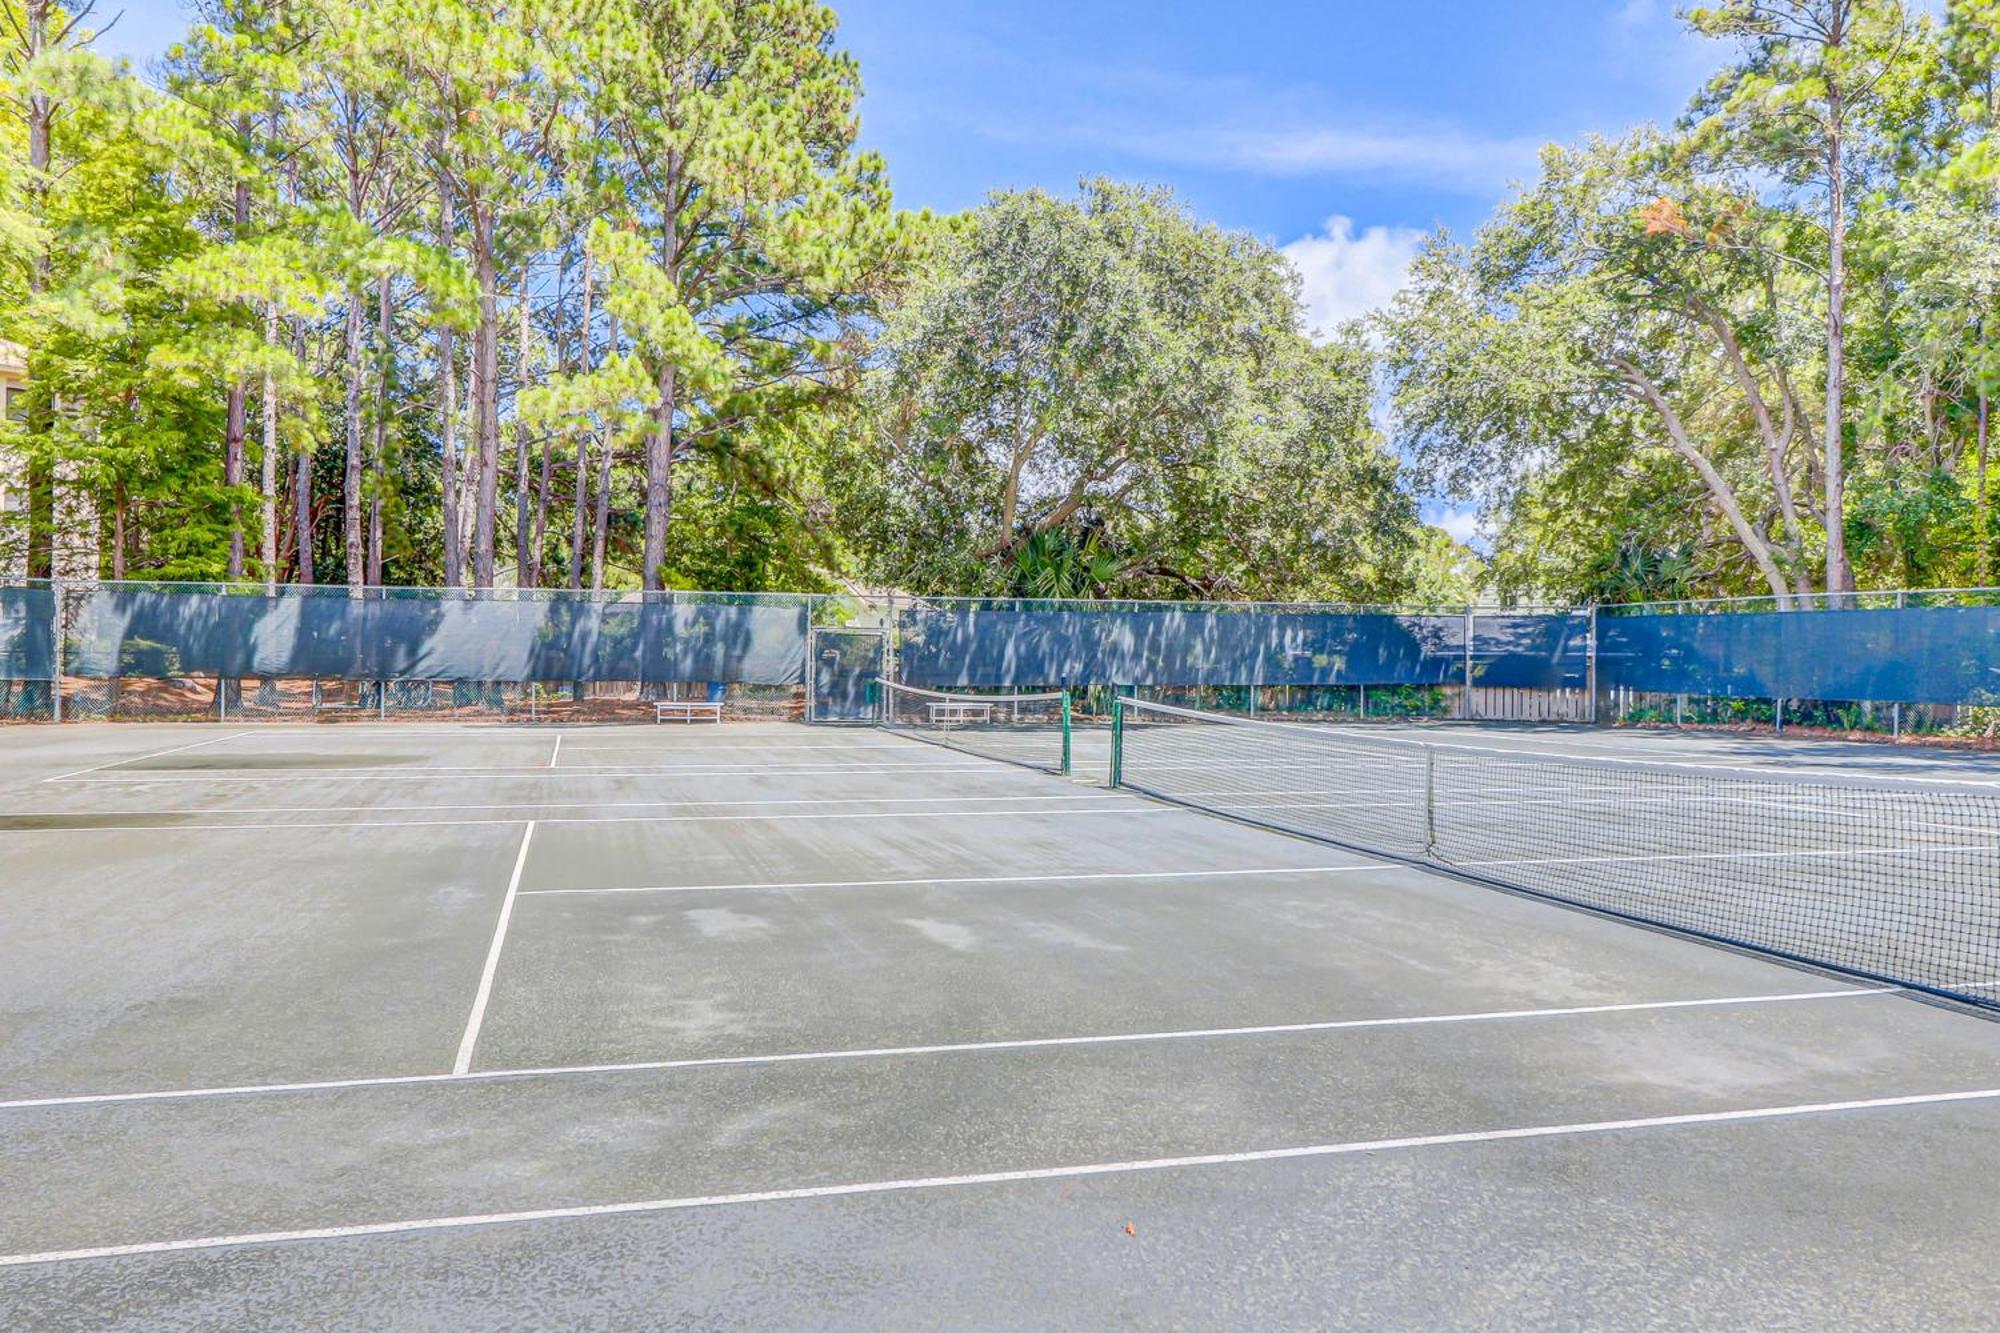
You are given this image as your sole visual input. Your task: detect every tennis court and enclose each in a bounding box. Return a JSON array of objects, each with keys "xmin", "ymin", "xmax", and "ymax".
[{"xmin": 6, "ymin": 715, "xmax": 2000, "ymax": 1327}]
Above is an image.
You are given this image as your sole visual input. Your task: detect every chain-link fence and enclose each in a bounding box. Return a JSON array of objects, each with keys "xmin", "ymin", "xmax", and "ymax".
[{"xmin": 11, "ymin": 579, "xmax": 2000, "ymax": 734}]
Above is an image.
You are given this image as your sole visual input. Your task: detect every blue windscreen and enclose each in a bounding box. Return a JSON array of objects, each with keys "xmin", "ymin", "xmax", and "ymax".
[
  {"xmin": 895, "ymin": 606, "xmax": 1469, "ymax": 688},
  {"xmin": 0, "ymin": 585, "xmax": 55, "ymax": 680},
  {"xmin": 58, "ymin": 589, "xmax": 809, "ymax": 684},
  {"xmin": 1599, "ymin": 606, "xmax": 2000, "ymax": 705}
]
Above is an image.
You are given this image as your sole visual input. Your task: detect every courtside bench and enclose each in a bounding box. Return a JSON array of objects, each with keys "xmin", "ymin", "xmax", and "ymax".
[{"xmin": 655, "ymin": 700, "xmax": 723, "ymax": 724}]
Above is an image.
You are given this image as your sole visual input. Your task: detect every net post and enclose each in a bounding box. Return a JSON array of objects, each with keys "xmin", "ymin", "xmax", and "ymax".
[
  {"xmin": 1109, "ymin": 692, "xmax": 1124, "ymax": 788},
  {"xmin": 1423, "ymin": 744, "xmax": 1437, "ymax": 854},
  {"xmin": 48, "ymin": 574, "xmax": 62, "ymax": 723},
  {"xmin": 1060, "ymin": 690, "xmax": 1072, "ymax": 776}
]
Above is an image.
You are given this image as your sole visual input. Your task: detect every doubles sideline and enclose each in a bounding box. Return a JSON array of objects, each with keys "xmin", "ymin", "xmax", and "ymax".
[
  {"xmin": 2, "ymin": 1074, "xmax": 1989, "ymax": 1269},
  {"xmin": 0, "ymin": 987, "xmax": 1887, "ymax": 1114}
]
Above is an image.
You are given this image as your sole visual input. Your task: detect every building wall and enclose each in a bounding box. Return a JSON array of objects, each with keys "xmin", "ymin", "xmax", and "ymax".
[
  {"xmin": 0, "ymin": 340, "xmax": 101, "ymax": 585},
  {"xmin": 0, "ymin": 340, "xmax": 29, "ymax": 584}
]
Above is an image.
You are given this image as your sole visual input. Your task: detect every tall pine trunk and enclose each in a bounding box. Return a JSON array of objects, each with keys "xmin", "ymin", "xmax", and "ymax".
[
  {"xmin": 111, "ymin": 479, "xmax": 126, "ymax": 580},
  {"xmin": 1979, "ymin": 379, "xmax": 1991, "ymax": 586},
  {"xmin": 21, "ymin": 1, "xmax": 52, "ymax": 580},
  {"xmin": 514, "ymin": 275, "xmax": 534, "ymax": 587},
  {"xmin": 1821, "ymin": 15, "xmax": 1853, "ymax": 597},
  {"xmin": 642, "ymin": 365, "xmax": 675, "ymax": 590},
  {"xmin": 343, "ymin": 282, "xmax": 365, "ymax": 590},
  {"xmin": 533, "ymin": 436, "xmax": 553, "ymax": 590},
  {"xmin": 224, "ymin": 377, "xmax": 247, "ymax": 578},
  {"xmin": 437, "ymin": 182, "xmax": 463, "ymax": 589},
  {"xmin": 368, "ymin": 275, "xmax": 390, "ymax": 586},
  {"xmin": 224, "ymin": 149, "xmax": 251, "ymax": 581},
  {"xmin": 470, "ymin": 207, "xmax": 500, "ymax": 588},
  {"xmin": 591, "ymin": 315, "xmax": 618, "ymax": 592},
  {"xmin": 293, "ymin": 314, "xmax": 314, "ymax": 584},
  {"xmin": 260, "ymin": 302, "xmax": 279, "ymax": 593},
  {"xmin": 569, "ymin": 258, "xmax": 593, "ymax": 590}
]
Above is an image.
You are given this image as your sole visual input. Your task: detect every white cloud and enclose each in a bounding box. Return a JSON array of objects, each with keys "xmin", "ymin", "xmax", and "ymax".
[
  {"xmin": 1281, "ymin": 216, "xmax": 1425, "ymax": 335},
  {"xmin": 1422, "ymin": 501, "xmax": 1487, "ymax": 550},
  {"xmin": 1095, "ymin": 123, "xmax": 1542, "ymax": 195}
]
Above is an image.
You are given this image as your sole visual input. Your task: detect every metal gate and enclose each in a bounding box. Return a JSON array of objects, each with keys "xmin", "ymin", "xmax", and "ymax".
[{"xmin": 807, "ymin": 626, "xmax": 885, "ymax": 723}]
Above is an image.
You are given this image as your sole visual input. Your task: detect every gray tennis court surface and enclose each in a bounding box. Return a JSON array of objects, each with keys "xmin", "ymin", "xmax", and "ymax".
[{"xmin": 5, "ymin": 721, "xmax": 2000, "ymax": 1329}]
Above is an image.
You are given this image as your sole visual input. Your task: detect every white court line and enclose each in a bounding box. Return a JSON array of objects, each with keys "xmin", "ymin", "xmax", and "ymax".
[
  {"xmin": 521, "ymin": 862, "xmax": 1395, "ymax": 897},
  {"xmin": 548, "ymin": 734, "xmax": 563, "ymax": 769},
  {"xmin": 4, "ymin": 1073, "xmax": 1983, "ymax": 1269},
  {"xmin": 42, "ymin": 730, "xmax": 255, "ymax": 783},
  {"xmin": 0, "ymin": 988, "xmax": 1886, "ymax": 1113},
  {"xmin": 453, "ymin": 822, "xmax": 536, "ymax": 1076},
  {"xmin": 0, "ymin": 805, "xmax": 1170, "ymax": 836},
  {"xmin": 47, "ymin": 763, "xmax": 1015, "ymax": 785},
  {"xmin": 558, "ymin": 743, "xmax": 940, "ymax": 754},
  {"xmin": 0, "ymin": 792, "xmax": 1133, "ymax": 821},
  {"xmin": 60, "ymin": 759, "xmax": 976, "ymax": 777}
]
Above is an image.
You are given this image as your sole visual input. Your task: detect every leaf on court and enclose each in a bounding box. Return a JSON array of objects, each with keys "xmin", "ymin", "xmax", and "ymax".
[{"xmin": 1123, "ymin": 1222, "xmax": 1137, "ymax": 1237}]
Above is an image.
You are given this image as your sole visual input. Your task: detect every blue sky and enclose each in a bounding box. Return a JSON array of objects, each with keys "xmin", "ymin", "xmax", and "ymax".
[{"xmin": 104, "ymin": 1, "xmax": 1728, "ymax": 542}]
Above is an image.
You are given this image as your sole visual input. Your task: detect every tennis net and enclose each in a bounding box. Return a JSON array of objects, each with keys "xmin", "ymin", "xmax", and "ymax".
[
  {"xmin": 1112, "ymin": 696, "xmax": 2000, "ymax": 1009},
  {"xmin": 878, "ymin": 680, "xmax": 1072, "ymax": 775}
]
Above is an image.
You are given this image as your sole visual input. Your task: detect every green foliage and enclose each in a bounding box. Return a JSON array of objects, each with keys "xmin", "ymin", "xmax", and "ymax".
[
  {"xmin": 1382, "ymin": 0, "xmax": 2000, "ymax": 601},
  {"xmin": 1408, "ymin": 527, "xmax": 1487, "ymax": 607},
  {"xmin": 852, "ymin": 178, "xmax": 1419, "ymax": 602},
  {"xmin": 3, "ymin": 0, "xmax": 1997, "ymax": 606}
]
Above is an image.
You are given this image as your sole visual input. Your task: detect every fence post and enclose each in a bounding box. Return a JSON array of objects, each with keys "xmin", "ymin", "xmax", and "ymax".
[
  {"xmin": 1463, "ymin": 607, "xmax": 1475, "ymax": 719},
  {"xmin": 883, "ymin": 590, "xmax": 898, "ymax": 685},
  {"xmin": 1584, "ymin": 604, "xmax": 1599, "ymax": 725},
  {"xmin": 48, "ymin": 575, "xmax": 62, "ymax": 723}
]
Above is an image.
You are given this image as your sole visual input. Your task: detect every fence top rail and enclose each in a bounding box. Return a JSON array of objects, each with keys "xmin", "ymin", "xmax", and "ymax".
[
  {"xmin": 1602, "ymin": 587, "xmax": 2000, "ymax": 615},
  {"xmin": 17, "ymin": 579, "xmax": 830, "ymax": 608},
  {"xmin": 15, "ymin": 577, "xmax": 2000, "ymax": 618},
  {"xmin": 895, "ymin": 595, "xmax": 1585, "ymax": 616}
]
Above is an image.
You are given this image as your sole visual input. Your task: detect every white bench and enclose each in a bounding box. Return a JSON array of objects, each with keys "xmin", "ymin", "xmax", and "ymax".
[
  {"xmin": 926, "ymin": 700, "xmax": 993, "ymax": 725},
  {"xmin": 655, "ymin": 700, "xmax": 724, "ymax": 724}
]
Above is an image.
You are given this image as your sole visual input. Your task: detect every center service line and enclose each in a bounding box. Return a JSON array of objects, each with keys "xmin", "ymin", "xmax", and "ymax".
[{"xmin": 452, "ymin": 822, "xmax": 537, "ymax": 1076}]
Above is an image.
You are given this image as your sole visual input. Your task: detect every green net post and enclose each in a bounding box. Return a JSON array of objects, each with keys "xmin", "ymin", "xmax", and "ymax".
[
  {"xmin": 1060, "ymin": 690, "xmax": 1072, "ymax": 776},
  {"xmin": 1109, "ymin": 692, "xmax": 1124, "ymax": 787}
]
